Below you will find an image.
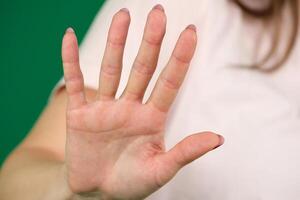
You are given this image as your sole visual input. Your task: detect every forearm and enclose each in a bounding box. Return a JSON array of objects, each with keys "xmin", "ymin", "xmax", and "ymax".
[
  {"xmin": 0, "ymin": 147, "xmax": 72, "ymax": 200},
  {"xmin": 0, "ymin": 89, "xmax": 104, "ymax": 200}
]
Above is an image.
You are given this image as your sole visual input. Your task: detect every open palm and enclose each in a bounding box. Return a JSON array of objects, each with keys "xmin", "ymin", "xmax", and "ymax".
[{"xmin": 62, "ymin": 5, "xmax": 223, "ymax": 200}]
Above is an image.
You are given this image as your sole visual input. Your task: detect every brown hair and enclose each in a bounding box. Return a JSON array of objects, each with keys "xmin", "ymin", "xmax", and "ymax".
[{"xmin": 233, "ymin": 0, "xmax": 299, "ymax": 72}]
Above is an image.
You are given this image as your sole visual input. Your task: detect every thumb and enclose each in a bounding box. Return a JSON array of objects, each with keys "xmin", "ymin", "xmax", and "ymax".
[{"xmin": 155, "ymin": 132, "xmax": 224, "ymax": 186}]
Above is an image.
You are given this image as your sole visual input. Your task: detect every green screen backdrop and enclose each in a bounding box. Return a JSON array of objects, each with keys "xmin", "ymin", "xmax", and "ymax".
[{"xmin": 0, "ymin": 0, "xmax": 105, "ymax": 164}]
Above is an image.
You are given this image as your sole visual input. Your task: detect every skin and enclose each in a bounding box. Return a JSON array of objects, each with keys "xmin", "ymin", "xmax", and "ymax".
[{"xmin": 0, "ymin": 5, "xmax": 224, "ymax": 200}]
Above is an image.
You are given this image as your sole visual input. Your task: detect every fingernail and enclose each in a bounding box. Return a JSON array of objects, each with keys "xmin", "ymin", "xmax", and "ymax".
[
  {"xmin": 66, "ymin": 27, "xmax": 74, "ymax": 33},
  {"xmin": 153, "ymin": 4, "xmax": 164, "ymax": 12},
  {"xmin": 119, "ymin": 8, "xmax": 129, "ymax": 13},
  {"xmin": 186, "ymin": 24, "xmax": 197, "ymax": 32},
  {"xmin": 218, "ymin": 134, "xmax": 225, "ymax": 146},
  {"xmin": 213, "ymin": 134, "xmax": 225, "ymax": 150}
]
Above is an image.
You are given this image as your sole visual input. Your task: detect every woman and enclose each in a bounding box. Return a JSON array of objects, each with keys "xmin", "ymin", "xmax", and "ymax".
[{"xmin": 0, "ymin": 0, "xmax": 300, "ymax": 199}]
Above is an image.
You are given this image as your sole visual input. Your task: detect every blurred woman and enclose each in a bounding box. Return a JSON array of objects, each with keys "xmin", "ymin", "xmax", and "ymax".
[{"xmin": 1, "ymin": 0, "xmax": 300, "ymax": 199}]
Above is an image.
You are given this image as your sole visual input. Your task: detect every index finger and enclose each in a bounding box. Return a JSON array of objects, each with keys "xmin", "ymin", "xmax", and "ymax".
[{"xmin": 62, "ymin": 28, "xmax": 87, "ymax": 110}]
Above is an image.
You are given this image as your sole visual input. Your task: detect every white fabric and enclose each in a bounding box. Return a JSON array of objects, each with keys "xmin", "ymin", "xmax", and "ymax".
[{"xmin": 51, "ymin": 0, "xmax": 300, "ymax": 199}]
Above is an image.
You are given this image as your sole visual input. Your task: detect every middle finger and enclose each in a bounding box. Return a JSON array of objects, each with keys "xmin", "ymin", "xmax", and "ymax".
[{"xmin": 121, "ymin": 4, "xmax": 166, "ymax": 101}]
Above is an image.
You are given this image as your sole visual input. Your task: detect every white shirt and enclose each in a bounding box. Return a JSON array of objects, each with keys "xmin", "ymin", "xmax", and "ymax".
[{"xmin": 52, "ymin": 0, "xmax": 300, "ymax": 199}]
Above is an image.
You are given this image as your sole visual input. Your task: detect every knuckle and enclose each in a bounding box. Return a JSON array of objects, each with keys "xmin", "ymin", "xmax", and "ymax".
[
  {"xmin": 133, "ymin": 59, "xmax": 155, "ymax": 76},
  {"xmin": 173, "ymin": 53, "xmax": 190, "ymax": 65},
  {"xmin": 143, "ymin": 34, "xmax": 163, "ymax": 46},
  {"xmin": 107, "ymin": 37, "xmax": 126, "ymax": 47},
  {"xmin": 101, "ymin": 63, "xmax": 121, "ymax": 76},
  {"xmin": 65, "ymin": 74, "xmax": 83, "ymax": 83},
  {"xmin": 160, "ymin": 76, "xmax": 180, "ymax": 90}
]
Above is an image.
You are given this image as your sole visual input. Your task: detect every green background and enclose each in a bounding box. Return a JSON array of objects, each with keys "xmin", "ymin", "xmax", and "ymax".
[{"xmin": 0, "ymin": 0, "xmax": 105, "ymax": 164}]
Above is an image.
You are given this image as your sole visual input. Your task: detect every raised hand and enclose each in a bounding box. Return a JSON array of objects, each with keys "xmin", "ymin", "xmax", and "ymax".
[{"xmin": 62, "ymin": 5, "xmax": 224, "ymax": 200}]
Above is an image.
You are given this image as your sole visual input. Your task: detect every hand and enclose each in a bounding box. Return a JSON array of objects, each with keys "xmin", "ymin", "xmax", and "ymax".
[{"xmin": 62, "ymin": 5, "xmax": 224, "ymax": 200}]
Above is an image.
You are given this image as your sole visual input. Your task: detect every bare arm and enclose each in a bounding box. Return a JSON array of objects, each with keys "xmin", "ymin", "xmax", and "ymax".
[{"xmin": 0, "ymin": 88, "xmax": 96, "ymax": 200}]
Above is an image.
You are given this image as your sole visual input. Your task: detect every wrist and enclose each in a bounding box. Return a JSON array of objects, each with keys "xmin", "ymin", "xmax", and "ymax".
[
  {"xmin": 42, "ymin": 163, "xmax": 74, "ymax": 200},
  {"xmin": 61, "ymin": 164, "xmax": 110, "ymax": 200}
]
